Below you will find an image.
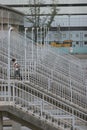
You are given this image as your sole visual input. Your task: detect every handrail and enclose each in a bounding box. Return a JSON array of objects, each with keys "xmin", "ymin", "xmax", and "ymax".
[
  {"xmin": 0, "ymin": 80, "xmax": 87, "ymax": 123},
  {"xmin": 0, "ymin": 30, "xmax": 87, "ymax": 129}
]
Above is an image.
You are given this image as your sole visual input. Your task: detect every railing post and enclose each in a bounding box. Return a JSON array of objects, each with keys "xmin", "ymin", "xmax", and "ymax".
[
  {"xmin": 13, "ymin": 84, "xmax": 15, "ymax": 103},
  {"xmin": 24, "ymin": 28, "xmax": 28, "ymax": 81},
  {"xmin": 0, "ymin": 113, "xmax": 3, "ymax": 130},
  {"xmin": 72, "ymin": 117, "xmax": 75, "ymax": 130},
  {"xmin": 8, "ymin": 26, "xmax": 13, "ymax": 102},
  {"xmin": 32, "ymin": 27, "xmax": 34, "ymax": 61},
  {"xmin": 69, "ymin": 62, "xmax": 72, "ymax": 102},
  {"xmin": 34, "ymin": 61, "xmax": 36, "ymax": 72},
  {"xmin": 72, "ymin": 108, "xmax": 75, "ymax": 130},
  {"xmin": 40, "ymin": 26, "xmax": 42, "ymax": 46},
  {"xmin": 47, "ymin": 27, "xmax": 49, "ymax": 46},
  {"xmin": 37, "ymin": 27, "xmax": 39, "ymax": 61},
  {"xmin": 44, "ymin": 26, "xmax": 46, "ymax": 46},
  {"xmin": 40, "ymin": 26, "xmax": 43, "ymax": 58},
  {"xmin": 51, "ymin": 69, "xmax": 53, "ymax": 81},
  {"xmin": 46, "ymin": 26, "xmax": 48, "ymax": 46},
  {"xmin": 48, "ymin": 78, "xmax": 51, "ymax": 92},
  {"xmin": 41, "ymin": 94, "xmax": 44, "ymax": 118}
]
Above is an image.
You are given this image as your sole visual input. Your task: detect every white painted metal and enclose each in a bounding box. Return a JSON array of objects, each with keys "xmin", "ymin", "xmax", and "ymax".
[{"xmin": 0, "ymin": 30, "xmax": 87, "ymax": 130}]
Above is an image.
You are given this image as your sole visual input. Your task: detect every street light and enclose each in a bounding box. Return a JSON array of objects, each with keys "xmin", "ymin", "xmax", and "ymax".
[{"xmin": 8, "ymin": 26, "xmax": 13, "ymax": 101}]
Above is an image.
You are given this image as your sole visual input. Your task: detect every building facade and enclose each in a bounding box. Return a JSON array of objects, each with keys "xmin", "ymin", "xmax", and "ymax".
[
  {"xmin": 0, "ymin": 0, "xmax": 87, "ymax": 53},
  {"xmin": 0, "ymin": 4, "xmax": 24, "ymax": 31}
]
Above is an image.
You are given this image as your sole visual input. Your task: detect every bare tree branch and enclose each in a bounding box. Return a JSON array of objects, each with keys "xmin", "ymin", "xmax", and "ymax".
[{"xmin": 27, "ymin": 0, "xmax": 58, "ymax": 43}]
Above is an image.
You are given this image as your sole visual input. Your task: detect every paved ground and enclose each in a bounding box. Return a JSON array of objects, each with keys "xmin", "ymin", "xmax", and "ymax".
[{"xmin": 73, "ymin": 54, "xmax": 87, "ymax": 59}]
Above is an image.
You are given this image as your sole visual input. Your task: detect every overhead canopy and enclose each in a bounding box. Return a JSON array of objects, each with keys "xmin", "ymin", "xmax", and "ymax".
[{"xmin": 0, "ymin": 4, "xmax": 24, "ymax": 30}]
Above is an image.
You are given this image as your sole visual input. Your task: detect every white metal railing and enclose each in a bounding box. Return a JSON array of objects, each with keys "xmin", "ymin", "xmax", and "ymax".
[
  {"xmin": 0, "ymin": 54, "xmax": 86, "ymax": 110},
  {"xmin": 0, "ymin": 30, "xmax": 87, "ymax": 127},
  {"xmin": 0, "ymin": 30, "xmax": 86, "ymax": 103},
  {"xmin": 0, "ymin": 81, "xmax": 74, "ymax": 130},
  {"xmin": 0, "ymin": 80, "xmax": 86, "ymax": 130}
]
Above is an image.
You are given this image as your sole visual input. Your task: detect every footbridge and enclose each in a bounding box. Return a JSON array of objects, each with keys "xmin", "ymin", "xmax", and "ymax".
[{"xmin": 0, "ymin": 30, "xmax": 87, "ymax": 130}]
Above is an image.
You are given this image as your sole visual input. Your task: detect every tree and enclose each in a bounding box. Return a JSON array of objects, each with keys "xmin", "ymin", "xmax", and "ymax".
[{"xmin": 27, "ymin": 0, "xmax": 58, "ymax": 44}]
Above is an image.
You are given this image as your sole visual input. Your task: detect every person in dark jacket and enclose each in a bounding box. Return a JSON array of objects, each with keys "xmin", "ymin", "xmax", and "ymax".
[{"xmin": 12, "ymin": 58, "xmax": 22, "ymax": 80}]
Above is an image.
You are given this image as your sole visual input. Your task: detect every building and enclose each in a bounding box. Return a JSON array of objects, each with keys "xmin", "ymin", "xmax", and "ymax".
[
  {"xmin": 0, "ymin": 0, "xmax": 86, "ymax": 54},
  {"xmin": 0, "ymin": 4, "xmax": 24, "ymax": 31}
]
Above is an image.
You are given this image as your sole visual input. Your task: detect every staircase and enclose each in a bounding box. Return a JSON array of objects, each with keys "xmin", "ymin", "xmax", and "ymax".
[{"xmin": 0, "ymin": 30, "xmax": 87, "ymax": 130}]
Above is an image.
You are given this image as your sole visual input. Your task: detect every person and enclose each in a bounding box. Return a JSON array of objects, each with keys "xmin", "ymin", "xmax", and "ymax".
[{"xmin": 12, "ymin": 58, "xmax": 22, "ymax": 80}]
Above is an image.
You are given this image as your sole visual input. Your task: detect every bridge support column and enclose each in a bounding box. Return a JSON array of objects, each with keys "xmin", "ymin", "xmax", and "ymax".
[
  {"xmin": 0, "ymin": 113, "xmax": 3, "ymax": 130},
  {"xmin": 12, "ymin": 121, "xmax": 21, "ymax": 130}
]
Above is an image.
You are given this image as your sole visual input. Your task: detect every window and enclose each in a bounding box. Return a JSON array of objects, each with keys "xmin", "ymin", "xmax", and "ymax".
[
  {"xmin": 76, "ymin": 34, "xmax": 79, "ymax": 37},
  {"xmin": 70, "ymin": 34, "xmax": 72, "ymax": 38},
  {"xmin": 62, "ymin": 34, "xmax": 66, "ymax": 38},
  {"xmin": 84, "ymin": 34, "xmax": 87, "ymax": 37},
  {"xmin": 84, "ymin": 41, "xmax": 87, "ymax": 45},
  {"xmin": 76, "ymin": 41, "xmax": 79, "ymax": 45}
]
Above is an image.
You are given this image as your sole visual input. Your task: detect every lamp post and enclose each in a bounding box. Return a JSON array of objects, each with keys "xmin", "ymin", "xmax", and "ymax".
[
  {"xmin": 24, "ymin": 28, "xmax": 28, "ymax": 80},
  {"xmin": 8, "ymin": 26, "xmax": 13, "ymax": 101}
]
